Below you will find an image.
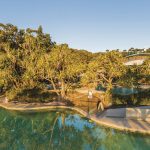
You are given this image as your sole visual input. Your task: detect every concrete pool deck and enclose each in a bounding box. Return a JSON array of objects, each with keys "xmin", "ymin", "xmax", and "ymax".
[{"xmin": 0, "ymin": 101, "xmax": 150, "ymax": 135}]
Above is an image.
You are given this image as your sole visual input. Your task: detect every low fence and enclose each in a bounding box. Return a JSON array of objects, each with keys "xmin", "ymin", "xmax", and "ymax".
[{"xmin": 68, "ymin": 93, "xmax": 101, "ymax": 114}]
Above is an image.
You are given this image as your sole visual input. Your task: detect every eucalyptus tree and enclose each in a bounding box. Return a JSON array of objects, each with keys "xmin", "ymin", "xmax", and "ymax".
[
  {"xmin": 0, "ymin": 23, "xmax": 54, "ymax": 99},
  {"xmin": 74, "ymin": 49, "xmax": 93, "ymax": 64},
  {"xmin": 42, "ymin": 44, "xmax": 86, "ymax": 99},
  {"xmin": 119, "ymin": 65, "xmax": 143, "ymax": 89},
  {"xmin": 18, "ymin": 26, "xmax": 54, "ymax": 91},
  {"xmin": 0, "ymin": 23, "xmax": 25, "ymax": 96},
  {"xmin": 141, "ymin": 57, "xmax": 150, "ymax": 83},
  {"xmin": 119, "ymin": 57, "xmax": 150, "ymax": 88},
  {"xmin": 82, "ymin": 51, "xmax": 126, "ymax": 105}
]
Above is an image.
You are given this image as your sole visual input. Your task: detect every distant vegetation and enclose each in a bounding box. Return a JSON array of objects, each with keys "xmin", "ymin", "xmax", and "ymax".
[{"xmin": 0, "ymin": 23, "xmax": 150, "ymax": 106}]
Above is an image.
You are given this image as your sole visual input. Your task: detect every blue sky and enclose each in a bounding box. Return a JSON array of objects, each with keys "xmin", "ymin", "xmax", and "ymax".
[{"xmin": 1, "ymin": 0, "xmax": 150, "ymax": 52}]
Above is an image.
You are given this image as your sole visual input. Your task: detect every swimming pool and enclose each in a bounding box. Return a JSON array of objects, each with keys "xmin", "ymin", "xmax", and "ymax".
[{"xmin": 0, "ymin": 108, "xmax": 149, "ymax": 150}]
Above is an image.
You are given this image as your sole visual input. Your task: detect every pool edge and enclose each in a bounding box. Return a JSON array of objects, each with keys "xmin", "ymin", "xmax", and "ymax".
[{"xmin": 0, "ymin": 103, "xmax": 150, "ymax": 135}]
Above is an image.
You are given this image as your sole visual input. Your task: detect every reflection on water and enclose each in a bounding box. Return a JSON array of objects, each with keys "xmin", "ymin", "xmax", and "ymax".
[
  {"xmin": 112, "ymin": 87, "xmax": 138, "ymax": 95},
  {"xmin": 0, "ymin": 108, "xmax": 150, "ymax": 150},
  {"xmin": 96, "ymin": 85, "xmax": 139, "ymax": 95},
  {"xmin": 97, "ymin": 85, "xmax": 150, "ymax": 105}
]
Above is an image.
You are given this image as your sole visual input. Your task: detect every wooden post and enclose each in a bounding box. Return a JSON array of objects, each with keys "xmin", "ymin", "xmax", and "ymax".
[{"xmin": 87, "ymin": 91, "xmax": 93, "ymax": 113}]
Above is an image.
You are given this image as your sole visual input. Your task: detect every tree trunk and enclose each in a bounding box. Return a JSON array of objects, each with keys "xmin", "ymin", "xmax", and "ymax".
[
  {"xmin": 50, "ymin": 78, "xmax": 60, "ymax": 96},
  {"xmin": 61, "ymin": 79, "xmax": 66, "ymax": 99},
  {"xmin": 104, "ymin": 80, "xmax": 113, "ymax": 107}
]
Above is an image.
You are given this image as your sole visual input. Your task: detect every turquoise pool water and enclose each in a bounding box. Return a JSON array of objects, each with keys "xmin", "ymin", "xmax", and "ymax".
[
  {"xmin": 0, "ymin": 108, "xmax": 150, "ymax": 150},
  {"xmin": 112, "ymin": 87, "xmax": 138, "ymax": 95},
  {"xmin": 97, "ymin": 85, "xmax": 138, "ymax": 95}
]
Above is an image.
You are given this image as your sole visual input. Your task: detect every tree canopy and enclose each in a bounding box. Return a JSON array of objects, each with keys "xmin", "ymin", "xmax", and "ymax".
[{"xmin": 0, "ymin": 23, "xmax": 149, "ymax": 104}]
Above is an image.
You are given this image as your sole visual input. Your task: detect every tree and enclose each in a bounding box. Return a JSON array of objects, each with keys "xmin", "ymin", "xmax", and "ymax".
[
  {"xmin": 119, "ymin": 57, "xmax": 150, "ymax": 88},
  {"xmin": 118, "ymin": 65, "xmax": 142, "ymax": 88},
  {"xmin": 0, "ymin": 23, "xmax": 54, "ymax": 99},
  {"xmin": 42, "ymin": 44, "xmax": 86, "ymax": 99},
  {"xmin": 82, "ymin": 51, "xmax": 126, "ymax": 105},
  {"xmin": 141, "ymin": 57, "xmax": 150, "ymax": 83}
]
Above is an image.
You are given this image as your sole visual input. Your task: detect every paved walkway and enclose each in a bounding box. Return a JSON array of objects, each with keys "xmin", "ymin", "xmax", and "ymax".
[
  {"xmin": 0, "ymin": 101, "xmax": 150, "ymax": 135},
  {"xmin": 94, "ymin": 107, "xmax": 150, "ymax": 134}
]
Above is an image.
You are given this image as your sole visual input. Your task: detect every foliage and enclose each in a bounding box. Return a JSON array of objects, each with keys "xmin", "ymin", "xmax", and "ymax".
[
  {"xmin": 0, "ymin": 23, "xmax": 54, "ymax": 99},
  {"xmin": 0, "ymin": 23, "xmax": 149, "ymax": 105},
  {"xmin": 118, "ymin": 65, "xmax": 141, "ymax": 88},
  {"xmin": 112, "ymin": 89, "xmax": 150, "ymax": 105},
  {"xmin": 118, "ymin": 57, "xmax": 150, "ymax": 88},
  {"xmin": 42, "ymin": 44, "xmax": 86, "ymax": 98},
  {"xmin": 81, "ymin": 51, "xmax": 126, "ymax": 104},
  {"xmin": 141, "ymin": 57, "xmax": 150, "ymax": 83}
]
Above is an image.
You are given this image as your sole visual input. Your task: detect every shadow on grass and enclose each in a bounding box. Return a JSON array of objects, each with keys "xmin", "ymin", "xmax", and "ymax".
[
  {"xmin": 13, "ymin": 88, "xmax": 58, "ymax": 103},
  {"xmin": 12, "ymin": 87, "xmax": 74, "ymax": 106}
]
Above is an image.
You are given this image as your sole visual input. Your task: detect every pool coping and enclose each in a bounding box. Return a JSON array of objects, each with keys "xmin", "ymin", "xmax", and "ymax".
[{"xmin": 0, "ymin": 102, "xmax": 150, "ymax": 135}]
